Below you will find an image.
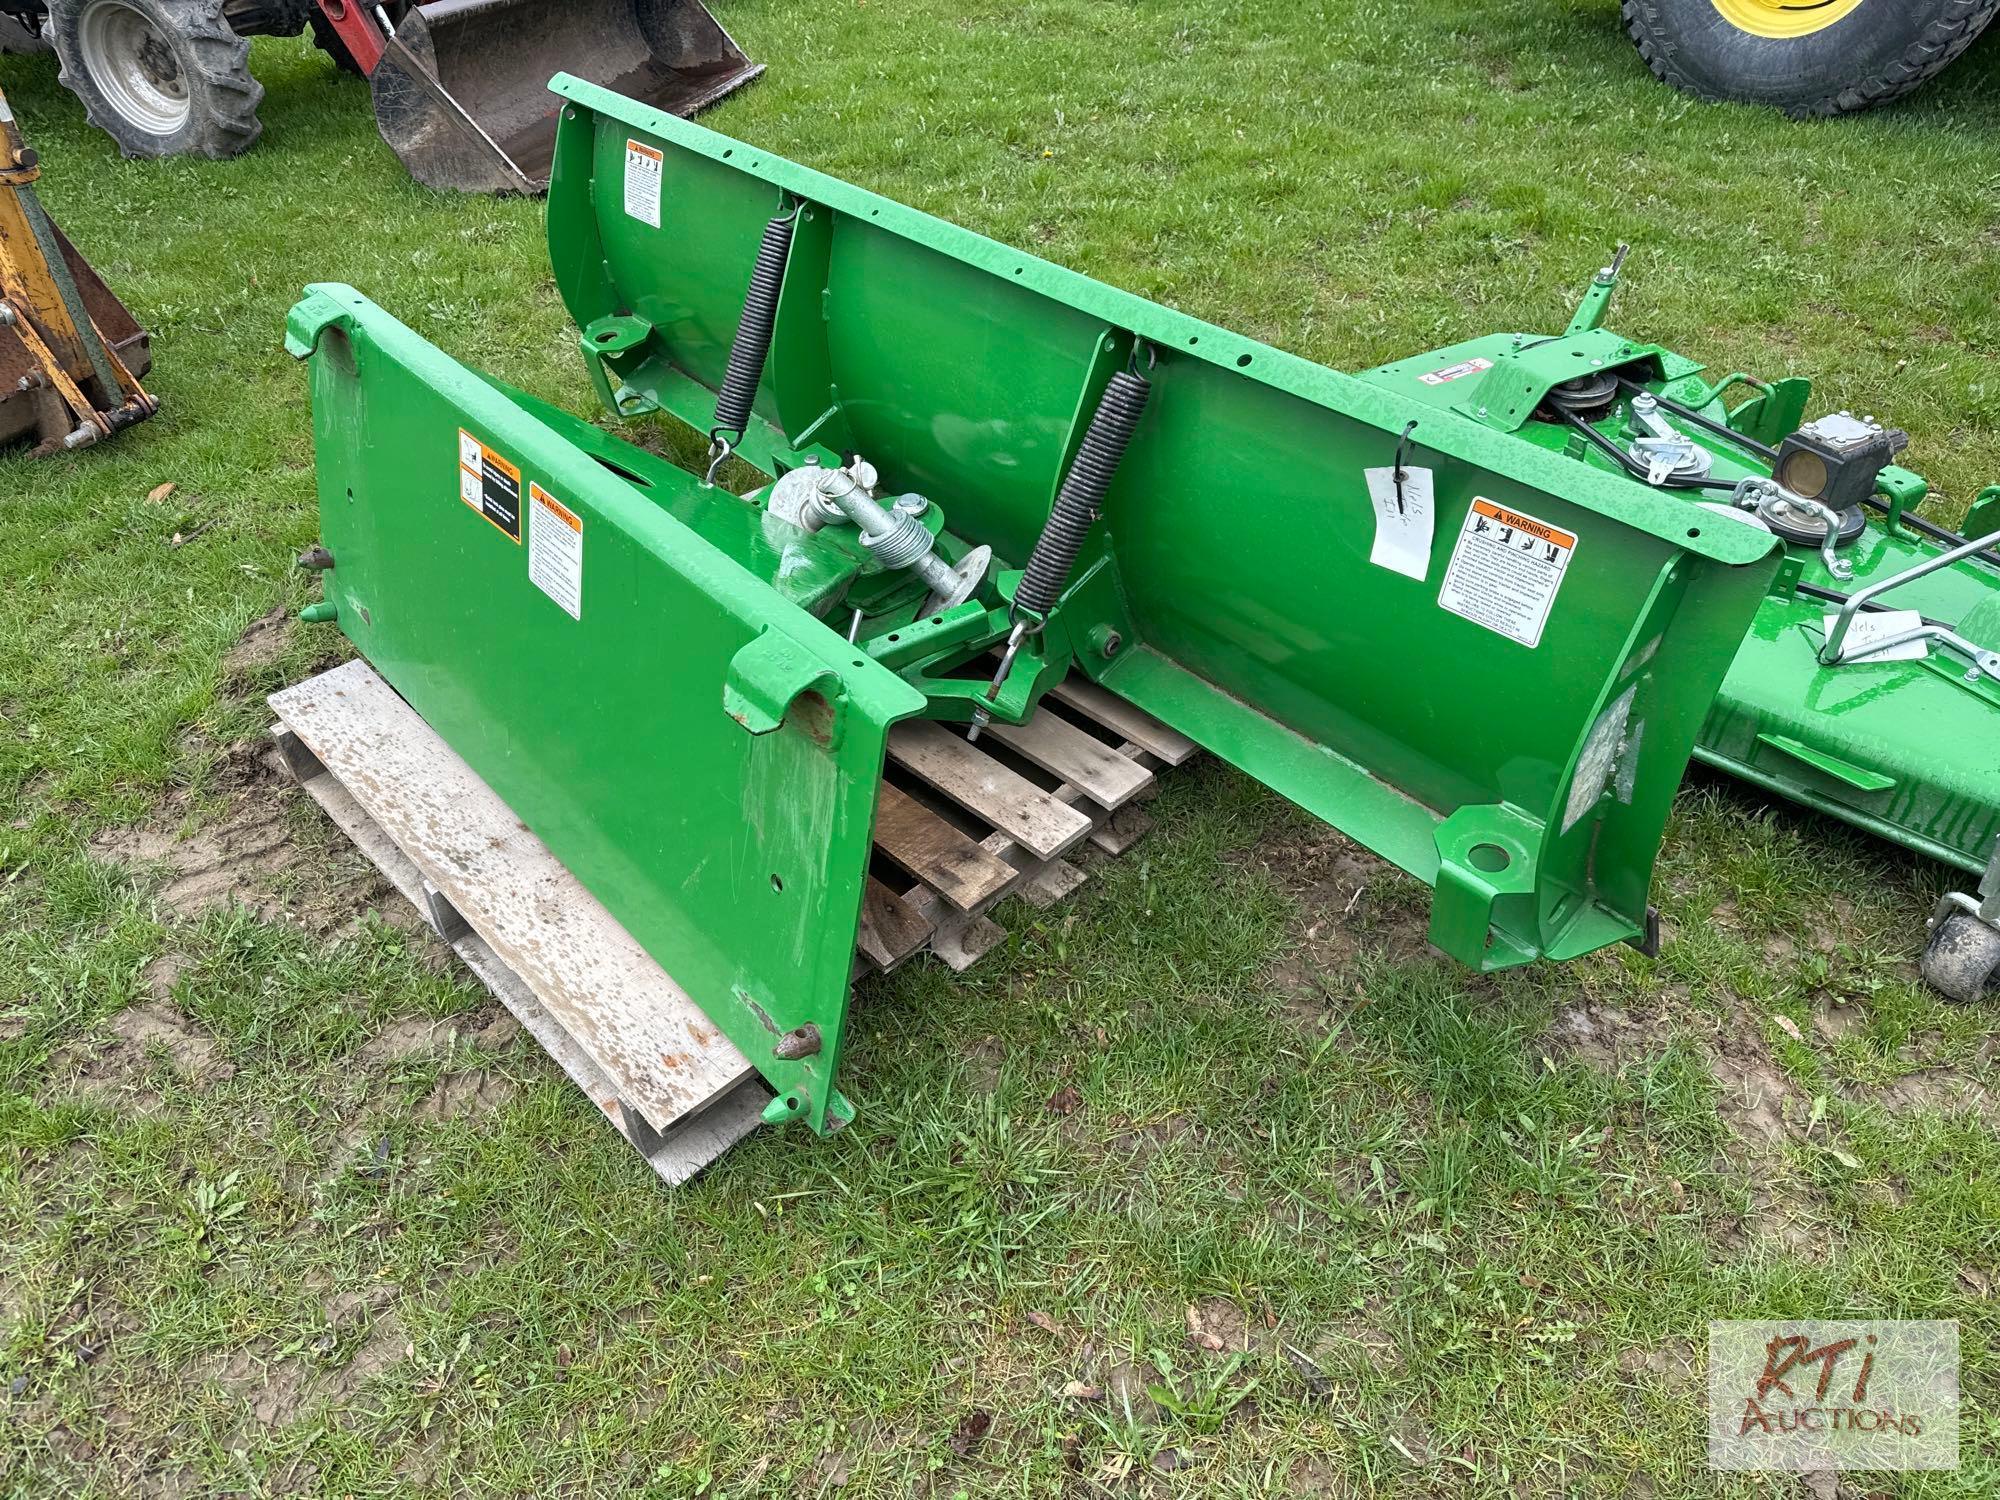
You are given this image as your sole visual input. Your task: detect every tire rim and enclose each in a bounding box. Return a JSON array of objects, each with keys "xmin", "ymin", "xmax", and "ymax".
[
  {"xmin": 1709, "ymin": 0, "xmax": 1868, "ymax": 39},
  {"xmin": 77, "ymin": 1, "xmax": 191, "ymax": 136}
]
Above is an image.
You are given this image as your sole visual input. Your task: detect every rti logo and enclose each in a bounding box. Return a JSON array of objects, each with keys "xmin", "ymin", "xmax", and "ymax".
[{"xmin": 1709, "ymin": 1321, "xmax": 1958, "ymax": 1471}]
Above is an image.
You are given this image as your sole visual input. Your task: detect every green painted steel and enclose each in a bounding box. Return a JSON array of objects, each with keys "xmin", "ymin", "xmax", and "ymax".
[
  {"xmin": 292, "ymin": 81, "xmax": 1802, "ymax": 1131},
  {"xmin": 540, "ymin": 74, "xmax": 1775, "ymax": 969},
  {"xmin": 1362, "ymin": 318, "xmax": 2000, "ymax": 878},
  {"xmin": 286, "ymin": 286, "xmax": 923, "ymax": 1134}
]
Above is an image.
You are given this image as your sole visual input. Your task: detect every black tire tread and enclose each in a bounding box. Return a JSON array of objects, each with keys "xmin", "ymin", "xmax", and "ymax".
[
  {"xmin": 49, "ymin": 0, "xmax": 262, "ymax": 158},
  {"xmin": 1622, "ymin": 0, "xmax": 2000, "ymax": 116}
]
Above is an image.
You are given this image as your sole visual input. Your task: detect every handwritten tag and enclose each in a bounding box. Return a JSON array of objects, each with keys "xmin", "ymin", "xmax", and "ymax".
[
  {"xmin": 1825, "ymin": 608, "xmax": 1928, "ymax": 663},
  {"xmin": 1364, "ymin": 466, "xmax": 1436, "ymax": 581}
]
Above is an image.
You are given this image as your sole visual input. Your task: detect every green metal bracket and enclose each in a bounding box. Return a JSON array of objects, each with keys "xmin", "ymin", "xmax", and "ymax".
[
  {"xmin": 1430, "ymin": 803, "xmax": 1544, "ymax": 970},
  {"xmin": 1965, "ymin": 485, "xmax": 2000, "ymax": 540},
  {"xmin": 723, "ymin": 630, "xmax": 843, "ymax": 736},
  {"xmin": 1755, "ymin": 734, "xmax": 1896, "ymax": 794},
  {"xmin": 1456, "ymin": 330, "xmax": 1661, "ymax": 432}
]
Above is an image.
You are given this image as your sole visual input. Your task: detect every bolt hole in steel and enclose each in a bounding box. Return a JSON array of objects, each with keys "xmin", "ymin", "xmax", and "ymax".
[
  {"xmin": 1687, "ymin": 528, "xmax": 1702, "ymax": 538},
  {"xmin": 770, "ymin": 874, "xmax": 783, "ymax": 892},
  {"xmin": 80, "ymin": 1, "xmax": 191, "ymax": 136},
  {"xmin": 596, "ymin": 331, "xmax": 617, "ymax": 343},
  {"xmin": 1469, "ymin": 842, "xmax": 1512, "ymax": 873},
  {"xmin": 1237, "ymin": 354, "xmax": 1253, "ymax": 367}
]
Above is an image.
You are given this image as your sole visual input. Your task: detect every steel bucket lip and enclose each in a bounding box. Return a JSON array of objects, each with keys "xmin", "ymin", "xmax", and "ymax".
[{"xmin": 373, "ymin": 0, "xmax": 763, "ymax": 194}]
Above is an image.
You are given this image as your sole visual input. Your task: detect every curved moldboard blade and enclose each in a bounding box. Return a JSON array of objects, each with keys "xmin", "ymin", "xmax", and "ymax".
[{"xmin": 372, "ymin": 0, "xmax": 762, "ymax": 194}]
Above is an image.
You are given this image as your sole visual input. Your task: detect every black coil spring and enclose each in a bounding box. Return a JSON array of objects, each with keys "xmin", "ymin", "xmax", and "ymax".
[
  {"xmin": 1016, "ymin": 367, "xmax": 1152, "ymax": 617},
  {"xmin": 712, "ymin": 211, "xmax": 796, "ymax": 439}
]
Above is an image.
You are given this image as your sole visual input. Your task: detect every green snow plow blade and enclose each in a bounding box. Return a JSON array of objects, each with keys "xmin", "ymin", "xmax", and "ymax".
[
  {"xmin": 290, "ymin": 80, "xmax": 1780, "ymax": 1133},
  {"xmin": 1359, "ymin": 253, "xmax": 2000, "ymax": 1001}
]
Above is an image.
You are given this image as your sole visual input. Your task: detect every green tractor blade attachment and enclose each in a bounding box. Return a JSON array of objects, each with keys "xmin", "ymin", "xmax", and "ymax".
[{"xmin": 292, "ymin": 84, "xmax": 1786, "ymax": 1132}]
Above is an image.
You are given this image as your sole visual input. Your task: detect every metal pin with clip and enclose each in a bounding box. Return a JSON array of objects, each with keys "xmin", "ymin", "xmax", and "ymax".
[{"xmin": 1392, "ymin": 420, "xmax": 1419, "ymax": 516}]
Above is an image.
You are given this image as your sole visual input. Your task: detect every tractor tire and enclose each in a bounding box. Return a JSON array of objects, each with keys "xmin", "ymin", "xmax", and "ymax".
[
  {"xmin": 48, "ymin": 0, "xmax": 262, "ymax": 159},
  {"xmin": 1623, "ymin": 0, "xmax": 2000, "ymax": 117}
]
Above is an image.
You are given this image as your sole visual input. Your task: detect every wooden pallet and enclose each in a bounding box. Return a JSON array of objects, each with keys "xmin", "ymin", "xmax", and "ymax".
[
  {"xmin": 854, "ymin": 673, "xmax": 1199, "ymax": 975},
  {"xmin": 269, "ymin": 660, "xmax": 1198, "ymax": 1185}
]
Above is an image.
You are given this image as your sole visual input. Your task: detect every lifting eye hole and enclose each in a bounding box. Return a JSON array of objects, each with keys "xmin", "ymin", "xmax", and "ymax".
[{"xmin": 1468, "ymin": 843, "xmax": 1511, "ymax": 873}]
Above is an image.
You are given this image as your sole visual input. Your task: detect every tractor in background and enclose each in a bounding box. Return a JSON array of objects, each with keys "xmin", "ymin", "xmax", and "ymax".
[{"xmin": 1624, "ymin": 0, "xmax": 1998, "ymax": 115}]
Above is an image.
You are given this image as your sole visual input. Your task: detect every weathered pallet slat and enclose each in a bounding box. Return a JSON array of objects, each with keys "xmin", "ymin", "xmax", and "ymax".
[
  {"xmin": 869, "ymin": 782, "xmax": 1019, "ymax": 913},
  {"xmin": 874, "ymin": 679, "xmax": 1193, "ymax": 973},
  {"xmin": 268, "ymin": 663, "xmax": 768, "ymax": 1187},
  {"xmin": 983, "ymin": 709, "xmax": 1153, "ymax": 809},
  {"xmin": 857, "ymin": 875, "xmax": 936, "ymax": 970},
  {"xmin": 1048, "ymin": 676, "xmax": 1200, "ymax": 765},
  {"xmin": 887, "ymin": 719, "xmax": 1094, "ymax": 860}
]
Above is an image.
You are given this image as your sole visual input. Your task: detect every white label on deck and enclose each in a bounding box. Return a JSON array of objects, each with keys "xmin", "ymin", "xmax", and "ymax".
[
  {"xmin": 624, "ymin": 139, "xmax": 664, "ymax": 227},
  {"xmin": 1438, "ymin": 498, "xmax": 1576, "ymax": 649},
  {"xmin": 529, "ymin": 483, "xmax": 583, "ymax": 620},
  {"xmin": 1364, "ymin": 465, "xmax": 1436, "ymax": 581},
  {"xmin": 1824, "ymin": 608, "xmax": 1928, "ymax": 663},
  {"xmin": 1419, "ymin": 356, "xmax": 1492, "ymax": 386}
]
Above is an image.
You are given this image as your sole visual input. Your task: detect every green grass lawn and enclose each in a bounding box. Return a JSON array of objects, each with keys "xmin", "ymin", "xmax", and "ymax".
[{"xmin": 4, "ymin": 2, "xmax": 2000, "ymax": 1493}]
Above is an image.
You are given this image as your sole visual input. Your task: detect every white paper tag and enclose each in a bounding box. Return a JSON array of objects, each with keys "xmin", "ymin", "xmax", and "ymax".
[
  {"xmin": 1438, "ymin": 498, "xmax": 1577, "ymax": 650},
  {"xmin": 528, "ymin": 483, "xmax": 583, "ymax": 620},
  {"xmin": 623, "ymin": 139, "xmax": 664, "ymax": 227},
  {"xmin": 1824, "ymin": 608, "xmax": 1927, "ymax": 663},
  {"xmin": 1363, "ymin": 465, "xmax": 1436, "ymax": 581}
]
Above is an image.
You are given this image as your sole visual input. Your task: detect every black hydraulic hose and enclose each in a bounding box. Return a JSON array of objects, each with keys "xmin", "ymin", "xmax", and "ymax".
[
  {"xmin": 1015, "ymin": 367, "xmax": 1153, "ymax": 617},
  {"xmin": 1859, "ymin": 495, "xmax": 2000, "ymax": 570},
  {"xmin": 1612, "ymin": 375, "xmax": 1779, "ymax": 462},
  {"xmin": 711, "ymin": 209, "xmax": 797, "ymax": 441},
  {"xmin": 1559, "ymin": 408, "xmax": 1738, "ymax": 492}
]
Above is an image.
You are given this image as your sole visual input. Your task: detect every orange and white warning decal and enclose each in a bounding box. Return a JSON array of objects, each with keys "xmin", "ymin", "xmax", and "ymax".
[
  {"xmin": 1437, "ymin": 498, "xmax": 1577, "ymax": 649},
  {"xmin": 458, "ymin": 429, "xmax": 522, "ymax": 542},
  {"xmin": 624, "ymin": 138, "xmax": 664, "ymax": 227},
  {"xmin": 528, "ymin": 483, "xmax": 583, "ymax": 620}
]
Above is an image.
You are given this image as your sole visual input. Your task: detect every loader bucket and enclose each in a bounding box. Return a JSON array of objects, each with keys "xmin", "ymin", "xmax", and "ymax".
[
  {"xmin": 291, "ymin": 78, "xmax": 1785, "ymax": 1134},
  {"xmin": 371, "ymin": 0, "xmax": 762, "ymax": 193}
]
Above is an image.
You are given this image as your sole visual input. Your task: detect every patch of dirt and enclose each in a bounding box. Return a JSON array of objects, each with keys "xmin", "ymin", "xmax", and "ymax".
[
  {"xmin": 1545, "ymin": 1002, "xmax": 1658, "ymax": 1073},
  {"xmin": 1246, "ymin": 826, "xmax": 1434, "ymax": 992},
  {"xmin": 1709, "ymin": 1044, "xmax": 1799, "ymax": 1150},
  {"xmin": 1812, "ymin": 1003, "xmax": 1867, "ymax": 1042},
  {"xmin": 140, "ymin": 952, "xmax": 189, "ymax": 1001},
  {"xmin": 1185, "ymin": 1297, "xmax": 1246, "ymax": 1354},
  {"xmin": 222, "ymin": 608, "xmax": 289, "ymax": 679},
  {"xmin": 960, "ymin": 1034, "xmax": 1005, "ymax": 1096},
  {"xmin": 1868, "ymin": 1068, "xmax": 1996, "ymax": 1122},
  {"xmin": 201, "ymin": 1311, "xmax": 405, "ymax": 1432},
  {"xmin": 61, "ymin": 1004, "xmax": 234, "ymax": 1111},
  {"xmin": 92, "ymin": 749, "xmax": 416, "ymax": 941},
  {"xmin": 1615, "ymin": 1338, "xmax": 1697, "ymax": 1386},
  {"xmin": 414, "ymin": 1071, "xmax": 515, "ymax": 1122},
  {"xmin": 358, "ymin": 1016, "xmax": 459, "ymax": 1066}
]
